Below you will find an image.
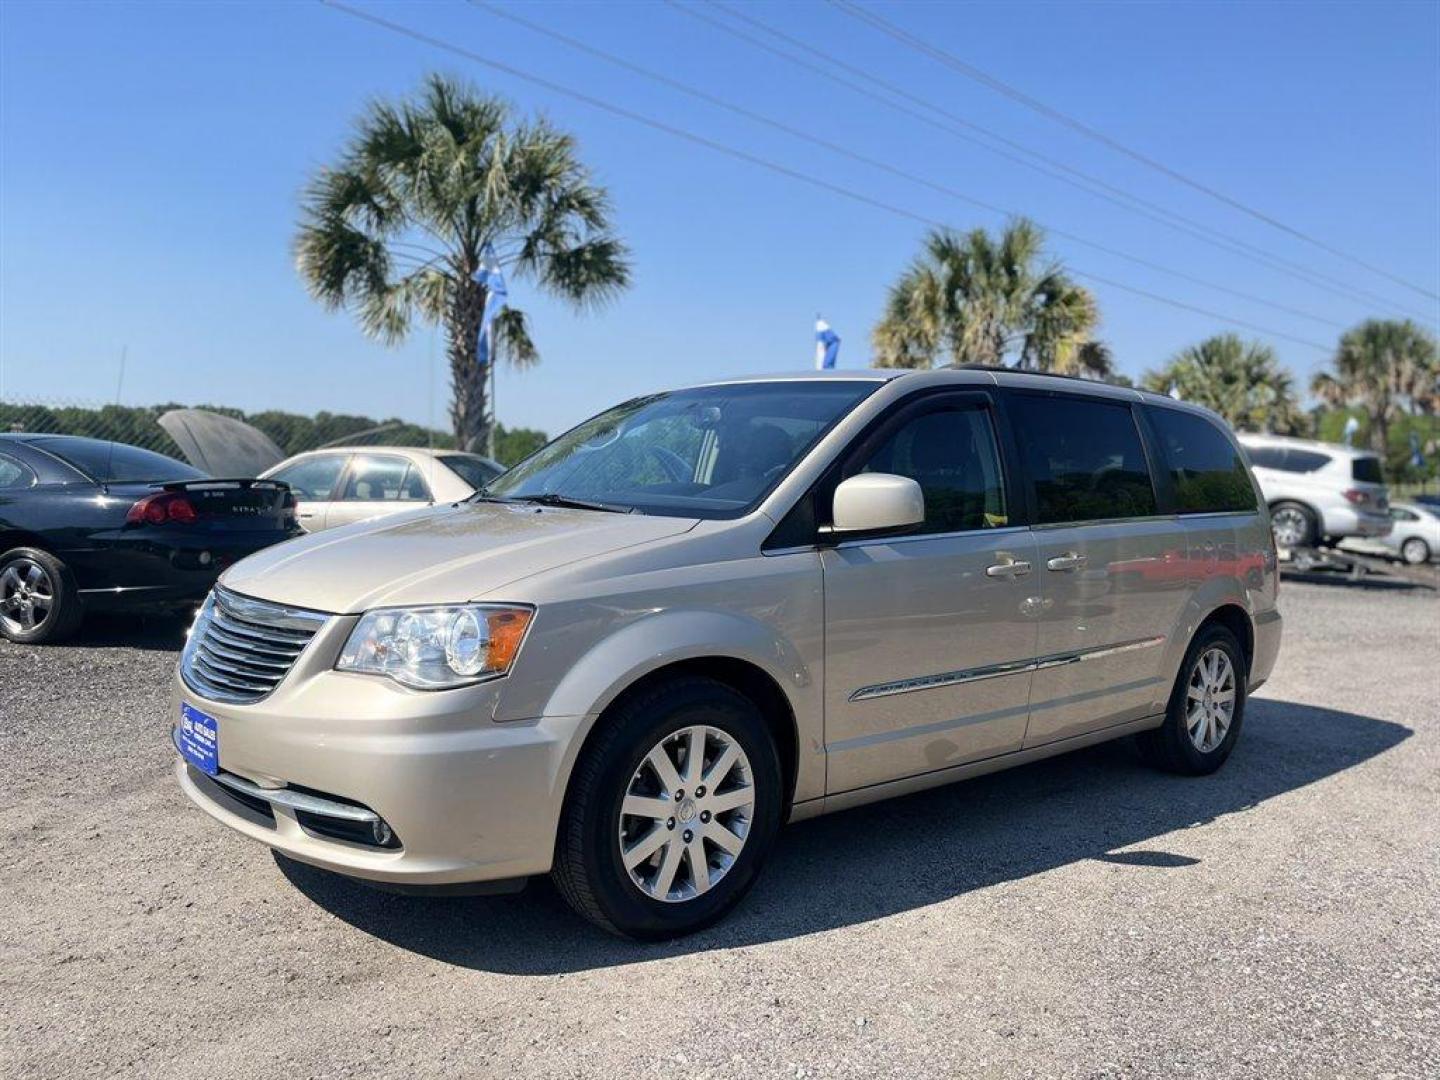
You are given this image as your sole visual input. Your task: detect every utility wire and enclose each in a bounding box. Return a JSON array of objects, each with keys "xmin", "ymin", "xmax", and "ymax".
[
  {"xmin": 829, "ymin": 0, "xmax": 1440, "ymax": 304},
  {"xmin": 319, "ymin": 0, "xmax": 1331, "ymax": 352},
  {"xmin": 686, "ymin": 0, "xmax": 1435, "ymax": 324},
  {"xmin": 470, "ymin": 0, "xmax": 1343, "ymax": 330}
]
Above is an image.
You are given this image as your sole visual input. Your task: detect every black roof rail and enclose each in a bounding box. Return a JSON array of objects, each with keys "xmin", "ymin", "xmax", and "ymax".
[{"xmin": 941, "ymin": 362, "xmax": 1172, "ymax": 401}]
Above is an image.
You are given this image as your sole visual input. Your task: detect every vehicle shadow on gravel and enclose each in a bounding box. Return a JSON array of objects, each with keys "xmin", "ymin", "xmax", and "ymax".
[
  {"xmin": 277, "ymin": 699, "xmax": 1409, "ymax": 973},
  {"xmin": 64, "ymin": 612, "xmax": 192, "ymax": 651}
]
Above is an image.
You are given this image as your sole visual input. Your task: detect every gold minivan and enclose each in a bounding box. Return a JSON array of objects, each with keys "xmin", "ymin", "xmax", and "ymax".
[{"xmin": 173, "ymin": 369, "xmax": 1282, "ymax": 938}]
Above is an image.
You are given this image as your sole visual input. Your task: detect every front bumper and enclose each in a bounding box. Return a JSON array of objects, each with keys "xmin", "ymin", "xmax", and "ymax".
[{"xmin": 171, "ymin": 665, "xmax": 589, "ymax": 886}]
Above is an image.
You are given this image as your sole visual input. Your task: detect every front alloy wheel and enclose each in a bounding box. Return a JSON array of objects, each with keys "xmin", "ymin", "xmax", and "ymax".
[
  {"xmin": 619, "ymin": 725, "xmax": 755, "ymax": 902},
  {"xmin": 553, "ymin": 677, "xmax": 782, "ymax": 939}
]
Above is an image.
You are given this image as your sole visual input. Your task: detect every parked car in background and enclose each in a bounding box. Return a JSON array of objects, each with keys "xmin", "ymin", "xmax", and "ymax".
[
  {"xmin": 1341, "ymin": 502, "xmax": 1440, "ymax": 565},
  {"xmin": 0, "ymin": 434, "xmax": 299, "ymax": 644},
  {"xmin": 259, "ymin": 447, "xmax": 504, "ymax": 532},
  {"xmin": 1237, "ymin": 433, "xmax": 1391, "ymax": 549},
  {"xmin": 172, "ymin": 369, "xmax": 1280, "ymax": 938}
]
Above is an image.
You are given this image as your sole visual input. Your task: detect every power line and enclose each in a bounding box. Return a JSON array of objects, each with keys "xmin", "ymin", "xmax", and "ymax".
[
  {"xmin": 468, "ymin": 0, "xmax": 1344, "ymax": 330},
  {"xmin": 685, "ymin": 0, "xmax": 1435, "ymax": 324},
  {"xmin": 829, "ymin": 0, "xmax": 1440, "ymax": 304},
  {"xmin": 319, "ymin": 0, "xmax": 1331, "ymax": 353}
]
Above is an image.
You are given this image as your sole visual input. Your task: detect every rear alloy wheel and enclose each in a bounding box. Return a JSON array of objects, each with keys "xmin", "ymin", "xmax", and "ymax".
[
  {"xmin": 1138, "ymin": 624, "xmax": 1246, "ymax": 775},
  {"xmin": 552, "ymin": 677, "xmax": 782, "ymax": 939},
  {"xmin": 1400, "ymin": 537, "xmax": 1431, "ymax": 565},
  {"xmin": 1269, "ymin": 501, "xmax": 1317, "ymax": 549},
  {"xmin": 0, "ymin": 547, "xmax": 82, "ymax": 645}
]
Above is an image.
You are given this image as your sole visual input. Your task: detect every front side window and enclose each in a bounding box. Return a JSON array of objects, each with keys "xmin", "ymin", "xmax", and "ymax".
[
  {"xmin": 1243, "ymin": 445, "xmax": 1285, "ymax": 470},
  {"xmin": 1391, "ymin": 508, "xmax": 1418, "ymax": 522},
  {"xmin": 1011, "ymin": 395, "xmax": 1157, "ymax": 525},
  {"xmin": 852, "ymin": 405, "xmax": 1008, "ymax": 533},
  {"xmin": 1146, "ymin": 407, "xmax": 1256, "ymax": 514},
  {"xmin": 31, "ymin": 437, "xmax": 204, "ymax": 483},
  {"xmin": 483, "ymin": 381, "xmax": 878, "ymax": 518},
  {"xmin": 341, "ymin": 456, "xmax": 429, "ymax": 502},
  {"xmin": 270, "ymin": 454, "xmax": 347, "ymax": 500}
]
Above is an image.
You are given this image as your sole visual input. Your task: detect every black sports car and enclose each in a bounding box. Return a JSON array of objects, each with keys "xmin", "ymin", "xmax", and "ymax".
[{"xmin": 0, "ymin": 434, "xmax": 300, "ymax": 644}]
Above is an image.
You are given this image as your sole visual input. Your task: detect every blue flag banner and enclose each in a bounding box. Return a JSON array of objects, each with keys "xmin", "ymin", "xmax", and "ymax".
[
  {"xmin": 473, "ymin": 243, "xmax": 508, "ymax": 369},
  {"xmin": 815, "ymin": 317, "xmax": 840, "ymax": 370},
  {"xmin": 1411, "ymin": 432, "xmax": 1425, "ymax": 468}
]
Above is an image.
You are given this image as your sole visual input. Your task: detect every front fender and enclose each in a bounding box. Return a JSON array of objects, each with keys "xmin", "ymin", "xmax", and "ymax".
[{"xmin": 540, "ymin": 607, "xmax": 823, "ymax": 804}]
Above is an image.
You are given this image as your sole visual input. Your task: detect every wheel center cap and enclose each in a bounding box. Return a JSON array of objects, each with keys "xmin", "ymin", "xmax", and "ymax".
[{"xmin": 677, "ymin": 797, "xmax": 697, "ymax": 823}]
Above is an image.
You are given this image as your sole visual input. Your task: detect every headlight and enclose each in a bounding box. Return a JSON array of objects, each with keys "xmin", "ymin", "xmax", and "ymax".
[{"xmin": 336, "ymin": 604, "xmax": 533, "ymax": 690}]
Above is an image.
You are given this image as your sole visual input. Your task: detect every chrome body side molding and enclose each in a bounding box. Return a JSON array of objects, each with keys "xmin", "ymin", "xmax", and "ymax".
[{"xmin": 849, "ymin": 635, "xmax": 1166, "ymax": 702}]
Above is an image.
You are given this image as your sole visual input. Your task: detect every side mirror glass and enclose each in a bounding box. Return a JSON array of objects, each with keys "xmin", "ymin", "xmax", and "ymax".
[{"xmin": 829, "ymin": 473, "xmax": 925, "ymax": 535}]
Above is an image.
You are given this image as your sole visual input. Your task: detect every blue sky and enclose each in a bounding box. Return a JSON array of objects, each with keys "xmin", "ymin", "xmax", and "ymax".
[{"xmin": 2, "ymin": 0, "xmax": 1437, "ymax": 437}]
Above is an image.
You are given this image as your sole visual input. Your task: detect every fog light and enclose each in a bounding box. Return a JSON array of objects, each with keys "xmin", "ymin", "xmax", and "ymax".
[
  {"xmin": 371, "ymin": 819, "xmax": 394, "ymax": 846},
  {"xmin": 198, "ymin": 551, "xmax": 213, "ymax": 566}
]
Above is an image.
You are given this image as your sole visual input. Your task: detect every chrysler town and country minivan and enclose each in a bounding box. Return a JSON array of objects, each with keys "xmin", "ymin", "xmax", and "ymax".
[{"xmin": 173, "ymin": 369, "xmax": 1282, "ymax": 938}]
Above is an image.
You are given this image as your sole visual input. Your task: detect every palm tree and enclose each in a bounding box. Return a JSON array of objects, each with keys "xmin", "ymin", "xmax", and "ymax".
[
  {"xmin": 1143, "ymin": 335, "xmax": 1304, "ymax": 433},
  {"xmin": 296, "ymin": 75, "xmax": 630, "ymax": 451},
  {"xmin": 1310, "ymin": 319, "xmax": 1438, "ymax": 454},
  {"xmin": 872, "ymin": 218, "xmax": 1105, "ymax": 373}
]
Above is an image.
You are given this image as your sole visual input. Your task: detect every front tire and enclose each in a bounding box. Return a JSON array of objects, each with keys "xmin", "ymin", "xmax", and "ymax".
[
  {"xmin": 552, "ymin": 677, "xmax": 783, "ymax": 939},
  {"xmin": 0, "ymin": 547, "xmax": 83, "ymax": 645},
  {"xmin": 1138, "ymin": 624, "xmax": 1246, "ymax": 775},
  {"xmin": 1401, "ymin": 537, "xmax": 1431, "ymax": 565}
]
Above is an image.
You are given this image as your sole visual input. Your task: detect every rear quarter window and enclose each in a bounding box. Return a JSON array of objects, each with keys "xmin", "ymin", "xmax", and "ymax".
[
  {"xmin": 1351, "ymin": 456, "xmax": 1385, "ymax": 484},
  {"xmin": 1009, "ymin": 394, "xmax": 1157, "ymax": 524},
  {"xmin": 1146, "ymin": 407, "xmax": 1257, "ymax": 514}
]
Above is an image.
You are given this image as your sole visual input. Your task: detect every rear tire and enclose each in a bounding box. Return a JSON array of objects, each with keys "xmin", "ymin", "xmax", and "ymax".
[
  {"xmin": 1138, "ymin": 624, "xmax": 1246, "ymax": 776},
  {"xmin": 1401, "ymin": 537, "xmax": 1431, "ymax": 565},
  {"xmin": 552, "ymin": 676, "xmax": 783, "ymax": 939},
  {"xmin": 1269, "ymin": 501, "xmax": 1317, "ymax": 549},
  {"xmin": 0, "ymin": 547, "xmax": 83, "ymax": 645}
]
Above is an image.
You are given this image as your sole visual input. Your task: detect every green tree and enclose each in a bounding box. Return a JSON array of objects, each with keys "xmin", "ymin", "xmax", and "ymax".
[
  {"xmin": 872, "ymin": 218, "xmax": 1105, "ymax": 373},
  {"xmin": 295, "ymin": 75, "xmax": 630, "ymax": 452},
  {"xmin": 1143, "ymin": 334, "xmax": 1304, "ymax": 433},
  {"xmin": 1310, "ymin": 319, "xmax": 1438, "ymax": 455}
]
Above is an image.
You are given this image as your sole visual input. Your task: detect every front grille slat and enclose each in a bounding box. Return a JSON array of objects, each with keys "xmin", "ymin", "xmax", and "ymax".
[
  {"xmin": 181, "ymin": 587, "xmax": 329, "ymax": 704},
  {"xmin": 196, "ymin": 638, "xmax": 294, "ymax": 673},
  {"xmin": 203, "ymin": 622, "xmax": 307, "ymax": 660}
]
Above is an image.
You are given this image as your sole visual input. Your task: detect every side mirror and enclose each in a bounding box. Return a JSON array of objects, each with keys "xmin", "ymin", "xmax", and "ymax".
[{"xmin": 828, "ymin": 473, "xmax": 925, "ymax": 536}]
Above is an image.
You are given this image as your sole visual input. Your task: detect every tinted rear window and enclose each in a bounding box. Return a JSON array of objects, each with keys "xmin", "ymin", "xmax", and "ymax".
[
  {"xmin": 1011, "ymin": 395, "xmax": 1157, "ymax": 524},
  {"xmin": 30, "ymin": 437, "xmax": 204, "ymax": 483},
  {"xmin": 1147, "ymin": 407, "xmax": 1256, "ymax": 514},
  {"xmin": 438, "ymin": 454, "xmax": 502, "ymax": 490},
  {"xmin": 1351, "ymin": 456, "xmax": 1384, "ymax": 484}
]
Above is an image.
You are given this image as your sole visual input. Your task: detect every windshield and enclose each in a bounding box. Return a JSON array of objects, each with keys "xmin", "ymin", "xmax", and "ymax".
[
  {"xmin": 482, "ymin": 381, "xmax": 879, "ymax": 518},
  {"xmin": 31, "ymin": 437, "xmax": 205, "ymax": 483}
]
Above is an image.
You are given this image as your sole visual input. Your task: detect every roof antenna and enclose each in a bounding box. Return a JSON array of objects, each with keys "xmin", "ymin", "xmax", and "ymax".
[{"xmin": 102, "ymin": 345, "xmax": 127, "ymax": 494}]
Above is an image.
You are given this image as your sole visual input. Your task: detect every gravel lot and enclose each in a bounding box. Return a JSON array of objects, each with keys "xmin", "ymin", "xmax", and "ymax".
[{"xmin": 2, "ymin": 578, "xmax": 1436, "ymax": 1079}]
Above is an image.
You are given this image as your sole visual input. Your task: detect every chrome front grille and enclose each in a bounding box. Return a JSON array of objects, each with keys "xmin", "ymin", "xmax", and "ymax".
[{"xmin": 181, "ymin": 587, "xmax": 330, "ymax": 704}]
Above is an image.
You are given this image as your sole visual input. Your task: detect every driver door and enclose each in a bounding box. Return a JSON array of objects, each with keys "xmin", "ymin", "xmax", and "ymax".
[{"xmin": 821, "ymin": 392, "xmax": 1041, "ymax": 794}]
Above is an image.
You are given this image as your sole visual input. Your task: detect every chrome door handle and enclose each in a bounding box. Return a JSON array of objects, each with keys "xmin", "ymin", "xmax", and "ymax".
[
  {"xmin": 1046, "ymin": 552, "xmax": 1087, "ymax": 572},
  {"xmin": 986, "ymin": 559, "xmax": 1032, "ymax": 579}
]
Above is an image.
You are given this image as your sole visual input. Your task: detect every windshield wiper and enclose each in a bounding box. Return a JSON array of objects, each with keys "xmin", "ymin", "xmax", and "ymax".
[{"xmin": 506, "ymin": 493, "xmax": 637, "ymax": 514}]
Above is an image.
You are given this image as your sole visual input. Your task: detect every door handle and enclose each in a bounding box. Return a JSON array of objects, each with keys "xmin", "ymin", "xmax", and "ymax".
[
  {"xmin": 986, "ymin": 558, "xmax": 1032, "ymax": 579},
  {"xmin": 1046, "ymin": 552, "xmax": 1087, "ymax": 572}
]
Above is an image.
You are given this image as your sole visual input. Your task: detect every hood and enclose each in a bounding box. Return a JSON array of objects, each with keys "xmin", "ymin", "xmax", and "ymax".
[{"xmin": 220, "ymin": 502, "xmax": 699, "ymax": 613}]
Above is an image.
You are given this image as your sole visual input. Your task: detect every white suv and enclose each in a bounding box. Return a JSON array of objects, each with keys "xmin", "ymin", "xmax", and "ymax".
[{"xmin": 1237, "ymin": 434, "xmax": 1391, "ymax": 548}]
